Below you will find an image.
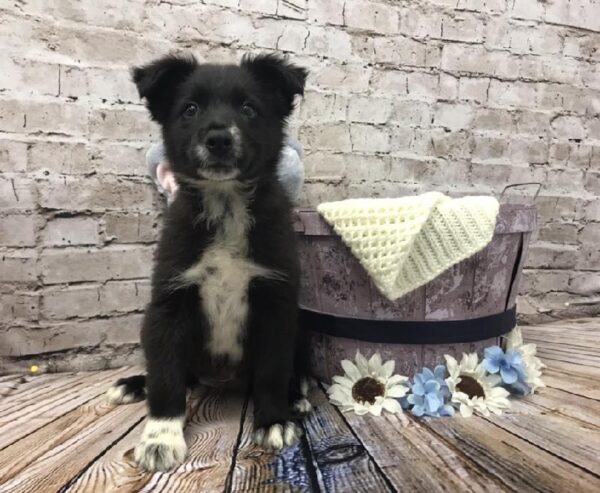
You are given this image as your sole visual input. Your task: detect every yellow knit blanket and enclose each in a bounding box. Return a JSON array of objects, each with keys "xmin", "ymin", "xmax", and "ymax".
[{"xmin": 317, "ymin": 192, "xmax": 499, "ymax": 301}]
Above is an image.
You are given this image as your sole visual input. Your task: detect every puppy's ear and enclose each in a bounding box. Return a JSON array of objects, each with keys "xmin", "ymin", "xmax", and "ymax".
[
  {"xmin": 132, "ymin": 54, "xmax": 197, "ymax": 123},
  {"xmin": 242, "ymin": 53, "xmax": 307, "ymax": 116}
]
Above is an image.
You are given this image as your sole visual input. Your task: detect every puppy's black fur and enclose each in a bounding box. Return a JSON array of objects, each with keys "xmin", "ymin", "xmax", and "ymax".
[{"xmin": 108, "ymin": 53, "xmax": 309, "ymax": 468}]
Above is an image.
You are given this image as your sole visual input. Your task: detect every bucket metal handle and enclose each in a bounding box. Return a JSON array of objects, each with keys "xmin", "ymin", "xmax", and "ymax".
[{"xmin": 500, "ymin": 182, "xmax": 542, "ymax": 203}]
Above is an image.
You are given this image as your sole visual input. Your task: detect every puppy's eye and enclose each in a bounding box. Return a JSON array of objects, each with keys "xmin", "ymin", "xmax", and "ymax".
[
  {"xmin": 183, "ymin": 103, "xmax": 199, "ymax": 117},
  {"xmin": 241, "ymin": 102, "xmax": 257, "ymax": 119}
]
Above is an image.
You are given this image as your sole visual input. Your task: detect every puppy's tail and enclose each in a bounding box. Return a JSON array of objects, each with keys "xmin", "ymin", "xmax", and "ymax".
[{"xmin": 106, "ymin": 374, "xmax": 146, "ymax": 405}]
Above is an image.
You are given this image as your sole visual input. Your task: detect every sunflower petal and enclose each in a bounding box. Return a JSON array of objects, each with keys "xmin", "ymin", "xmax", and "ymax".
[
  {"xmin": 341, "ymin": 359, "xmax": 361, "ymax": 381},
  {"xmin": 380, "ymin": 360, "xmax": 395, "ymax": 379},
  {"xmin": 382, "ymin": 398, "xmax": 402, "ymax": 414},
  {"xmin": 387, "ymin": 384, "xmax": 409, "ymax": 398},
  {"xmin": 368, "ymin": 353, "xmax": 382, "ymax": 374}
]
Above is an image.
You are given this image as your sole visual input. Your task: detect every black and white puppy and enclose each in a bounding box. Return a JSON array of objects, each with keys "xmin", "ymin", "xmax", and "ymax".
[{"xmin": 106, "ymin": 53, "xmax": 311, "ymax": 472}]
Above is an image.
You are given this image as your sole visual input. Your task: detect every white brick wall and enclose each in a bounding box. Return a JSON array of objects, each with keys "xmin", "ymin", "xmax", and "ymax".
[{"xmin": 1, "ymin": 0, "xmax": 599, "ymax": 372}]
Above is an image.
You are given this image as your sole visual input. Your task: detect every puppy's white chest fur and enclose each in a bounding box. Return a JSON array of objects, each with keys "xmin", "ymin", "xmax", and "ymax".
[{"xmin": 181, "ymin": 183, "xmax": 275, "ymax": 362}]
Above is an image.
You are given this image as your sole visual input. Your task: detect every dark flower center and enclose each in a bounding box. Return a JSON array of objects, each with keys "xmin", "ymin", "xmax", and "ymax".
[
  {"xmin": 456, "ymin": 376, "xmax": 485, "ymax": 398},
  {"xmin": 352, "ymin": 377, "xmax": 385, "ymax": 405}
]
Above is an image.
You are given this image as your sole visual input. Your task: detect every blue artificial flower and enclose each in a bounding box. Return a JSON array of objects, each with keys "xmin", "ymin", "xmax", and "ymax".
[
  {"xmin": 405, "ymin": 365, "xmax": 455, "ymax": 417},
  {"xmin": 483, "ymin": 345, "xmax": 528, "ymax": 389}
]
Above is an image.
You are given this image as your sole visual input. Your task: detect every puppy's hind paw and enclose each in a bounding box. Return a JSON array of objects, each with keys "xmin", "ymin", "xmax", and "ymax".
[
  {"xmin": 105, "ymin": 383, "xmax": 145, "ymax": 405},
  {"xmin": 292, "ymin": 397, "xmax": 313, "ymax": 415},
  {"xmin": 252, "ymin": 421, "xmax": 302, "ymax": 451},
  {"xmin": 134, "ymin": 418, "xmax": 187, "ymax": 472}
]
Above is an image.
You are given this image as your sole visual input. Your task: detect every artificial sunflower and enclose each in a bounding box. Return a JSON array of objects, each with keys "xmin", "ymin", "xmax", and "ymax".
[
  {"xmin": 327, "ymin": 352, "xmax": 409, "ymax": 416},
  {"xmin": 444, "ymin": 353, "xmax": 511, "ymax": 417}
]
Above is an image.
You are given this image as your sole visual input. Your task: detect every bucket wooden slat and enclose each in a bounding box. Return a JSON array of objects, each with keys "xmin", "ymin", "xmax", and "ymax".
[{"xmin": 295, "ymin": 203, "xmax": 537, "ymax": 381}]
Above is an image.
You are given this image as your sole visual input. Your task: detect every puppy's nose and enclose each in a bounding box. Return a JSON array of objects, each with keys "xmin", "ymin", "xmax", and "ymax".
[{"xmin": 204, "ymin": 129, "xmax": 233, "ymax": 158}]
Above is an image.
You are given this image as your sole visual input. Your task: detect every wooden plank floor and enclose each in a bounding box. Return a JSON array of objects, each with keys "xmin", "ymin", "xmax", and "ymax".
[{"xmin": 1, "ymin": 319, "xmax": 599, "ymax": 492}]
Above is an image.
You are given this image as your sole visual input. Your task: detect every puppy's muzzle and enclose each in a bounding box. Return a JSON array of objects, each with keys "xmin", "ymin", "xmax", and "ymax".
[{"xmin": 205, "ymin": 129, "xmax": 233, "ymax": 159}]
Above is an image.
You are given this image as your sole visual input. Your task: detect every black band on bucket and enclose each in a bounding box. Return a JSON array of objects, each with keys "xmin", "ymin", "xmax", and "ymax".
[{"xmin": 301, "ymin": 305, "xmax": 517, "ymax": 344}]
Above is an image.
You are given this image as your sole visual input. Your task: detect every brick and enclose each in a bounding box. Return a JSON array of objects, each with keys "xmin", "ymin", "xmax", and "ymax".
[
  {"xmin": 41, "ymin": 285, "xmax": 101, "ymax": 319},
  {"xmin": 86, "ymin": 67, "xmax": 140, "ymax": 103},
  {"xmin": 584, "ymin": 171, "xmax": 600, "ymax": 195},
  {"xmin": 429, "ymin": 130, "xmax": 471, "ymax": 160},
  {"xmin": 1, "ymin": 315, "xmax": 142, "ymax": 356},
  {"xmin": 305, "ymin": 26, "xmax": 353, "ymax": 60},
  {"xmin": 350, "ymin": 124, "xmax": 390, "ymax": 153},
  {"xmin": 458, "ymin": 78, "xmax": 489, "ymax": 103},
  {"xmin": 0, "ymin": 56, "xmax": 59, "ymax": 96},
  {"xmin": 439, "ymin": 74, "xmax": 459, "ymax": 101},
  {"xmin": 549, "ymin": 143, "xmax": 593, "ymax": 169},
  {"xmin": 0, "ymin": 291, "xmax": 39, "ymax": 322},
  {"xmin": 298, "ymin": 93, "xmax": 348, "ymax": 125},
  {"xmin": 440, "ymin": 14, "xmax": 485, "ymax": 43},
  {"xmin": 510, "ymin": 0, "xmax": 544, "ymax": 21},
  {"xmin": 527, "ymin": 243, "xmax": 578, "ymax": 269},
  {"xmin": 27, "ymin": 140, "xmax": 92, "ymax": 174},
  {"xmin": 569, "ymin": 273, "xmax": 600, "ymax": 294},
  {"xmin": 0, "ymin": 214, "xmax": 37, "ymax": 247},
  {"xmin": 545, "ymin": 168, "xmax": 586, "ymax": 194},
  {"xmin": 544, "ymin": 0, "xmax": 600, "ymax": 33},
  {"xmin": 89, "ymin": 107, "xmax": 160, "ymax": 141},
  {"xmin": 310, "ymin": 63, "xmax": 371, "ymax": 93},
  {"xmin": 304, "ymin": 151, "xmax": 346, "ymax": 181},
  {"xmin": 348, "ymin": 96, "xmax": 393, "ymax": 124},
  {"xmin": 101, "ymin": 280, "xmax": 150, "ymax": 314},
  {"xmin": 515, "ymin": 111, "xmax": 551, "ymax": 136},
  {"xmin": 277, "ymin": 0, "xmax": 307, "ymax": 19},
  {"xmin": 344, "ymin": 1, "xmax": 399, "ymax": 34},
  {"xmin": 299, "ymin": 124, "xmax": 352, "ymax": 152},
  {"xmin": 390, "ymin": 100, "xmax": 432, "ymax": 126},
  {"xmin": 405, "ymin": 72, "xmax": 438, "ymax": 99},
  {"xmin": 103, "ymin": 212, "xmax": 160, "ymax": 244},
  {"xmin": 87, "ymin": 143, "xmax": 147, "ymax": 176},
  {"xmin": 0, "ymin": 176, "xmax": 37, "ymax": 210},
  {"xmin": 389, "ymin": 128, "xmax": 427, "ymax": 155},
  {"xmin": 42, "ymin": 217, "xmax": 100, "ymax": 246},
  {"xmin": 38, "ymin": 176, "xmax": 156, "ymax": 212},
  {"xmin": 345, "ymin": 154, "xmax": 390, "ymax": 182},
  {"xmin": 40, "ymin": 245, "xmax": 153, "ymax": 284},
  {"xmin": 472, "ymin": 135, "xmax": 510, "ymax": 163},
  {"xmin": 239, "ymin": 0, "xmax": 277, "ymax": 14},
  {"xmin": 473, "ymin": 108, "xmax": 514, "ymax": 132},
  {"xmin": 308, "ymin": 0, "xmax": 344, "ymax": 25},
  {"xmin": 457, "ymin": 0, "xmax": 506, "ymax": 12},
  {"xmin": 0, "ymin": 250, "xmax": 38, "ymax": 282},
  {"xmin": 0, "ymin": 99, "xmax": 88, "ymax": 135},
  {"xmin": 433, "ymin": 103, "xmax": 474, "ymax": 130},
  {"xmin": 372, "ymin": 37, "xmax": 427, "ymax": 66},
  {"xmin": 538, "ymin": 223, "xmax": 579, "ymax": 244},
  {"xmin": 370, "ymin": 70, "xmax": 408, "ymax": 95},
  {"xmin": 399, "ymin": 9, "xmax": 442, "ymax": 38},
  {"xmin": 509, "ymin": 138, "xmax": 548, "ymax": 164},
  {"xmin": 523, "ymin": 270, "xmax": 571, "ymax": 295},
  {"xmin": 550, "ymin": 115, "xmax": 586, "ymax": 139},
  {"xmin": 0, "ymin": 140, "xmax": 27, "ymax": 172},
  {"xmin": 579, "ymin": 223, "xmax": 600, "ymax": 245},
  {"xmin": 577, "ymin": 247, "xmax": 600, "ymax": 270},
  {"xmin": 487, "ymin": 80, "xmax": 538, "ymax": 108}
]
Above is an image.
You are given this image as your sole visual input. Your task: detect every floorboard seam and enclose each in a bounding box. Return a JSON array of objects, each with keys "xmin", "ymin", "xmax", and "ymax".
[
  {"xmin": 223, "ymin": 388, "xmax": 250, "ymax": 493},
  {"xmin": 317, "ymin": 382, "xmax": 399, "ymax": 493},
  {"xmin": 481, "ymin": 415, "xmax": 600, "ymax": 480},
  {"xmin": 57, "ymin": 414, "xmax": 146, "ymax": 493}
]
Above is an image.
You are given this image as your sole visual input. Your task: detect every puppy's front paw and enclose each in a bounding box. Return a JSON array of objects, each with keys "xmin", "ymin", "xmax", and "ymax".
[
  {"xmin": 252, "ymin": 421, "xmax": 302, "ymax": 450},
  {"xmin": 134, "ymin": 417, "xmax": 187, "ymax": 472}
]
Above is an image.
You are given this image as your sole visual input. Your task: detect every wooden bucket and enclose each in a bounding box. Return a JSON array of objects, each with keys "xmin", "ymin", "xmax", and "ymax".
[{"xmin": 294, "ymin": 203, "xmax": 537, "ymax": 382}]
